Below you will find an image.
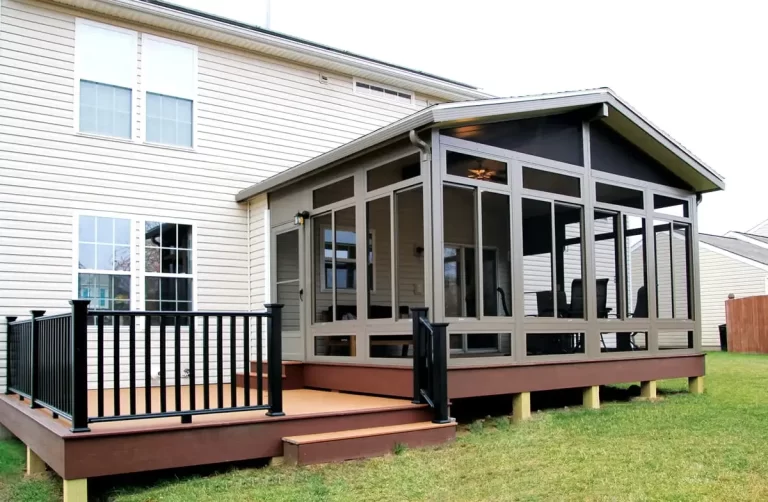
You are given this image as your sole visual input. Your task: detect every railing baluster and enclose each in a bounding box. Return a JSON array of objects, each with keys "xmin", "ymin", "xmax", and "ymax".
[
  {"xmin": 203, "ymin": 315, "xmax": 210, "ymax": 410},
  {"xmin": 97, "ymin": 315, "xmax": 104, "ymax": 417},
  {"xmin": 243, "ymin": 317, "xmax": 250, "ymax": 407},
  {"xmin": 29, "ymin": 310, "xmax": 45, "ymax": 409},
  {"xmin": 256, "ymin": 318, "xmax": 263, "ymax": 406},
  {"xmin": 175, "ymin": 318, "xmax": 182, "ymax": 412},
  {"xmin": 189, "ymin": 318, "xmax": 196, "ymax": 411},
  {"xmin": 216, "ymin": 316, "xmax": 223, "ymax": 409},
  {"xmin": 145, "ymin": 315, "xmax": 152, "ymax": 414},
  {"xmin": 114, "ymin": 315, "xmax": 120, "ymax": 416},
  {"xmin": 4, "ymin": 317, "xmax": 16, "ymax": 395},
  {"xmin": 411, "ymin": 308, "xmax": 428, "ymax": 404},
  {"xmin": 431, "ymin": 323, "xmax": 450, "ymax": 424},
  {"xmin": 230, "ymin": 315, "xmax": 237, "ymax": 408},
  {"xmin": 129, "ymin": 316, "xmax": 136, "ymax": 416},
  {"xmin": 160, "ymin": 316, "xmax": 167, "ymax": 413}
]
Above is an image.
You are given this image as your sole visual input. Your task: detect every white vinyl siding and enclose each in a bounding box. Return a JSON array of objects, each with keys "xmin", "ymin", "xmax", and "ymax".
[
  {"xmin": 698, "ymin": 246, "xmax": 767, "ymax": 348},
  {"xmin": 0, "ymin": 0, "xmax": 445, "ymax": 391}
]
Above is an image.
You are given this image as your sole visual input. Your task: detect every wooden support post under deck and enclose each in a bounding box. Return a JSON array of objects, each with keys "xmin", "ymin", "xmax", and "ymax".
[
  {"xmin": 640, "ymin": 380, "xmax": 657, "ymax": 399},
  {"xmin": 26, "ymin": 446, "xmax": 46, "ymax": 475},
  {"xmin": 688, "ymin": 376, "xmax": 704, "ymax": 394},
  {"xmin": 583, "ymin": 386, "xmax": 600, "ymax": 409},
  {"xmin": 0, "ymin": 422, "xmax": 14, "ymax": 440},
  {"xmin": 512, "ymin": 392, "xmax": 531, "ymax": 422},
  {"xmin": 63, "ymin": 479, "xmax": 88, "ymax": 502}
]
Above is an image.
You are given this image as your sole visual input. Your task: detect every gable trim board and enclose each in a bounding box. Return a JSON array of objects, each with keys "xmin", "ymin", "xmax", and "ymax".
[
  {"xmin": 236, "ymin": 89, "xmax": 724, "ymax": 202},
  {"xmin": 728, "ymin": 232, "xmax": 768, "ymax": 250}
]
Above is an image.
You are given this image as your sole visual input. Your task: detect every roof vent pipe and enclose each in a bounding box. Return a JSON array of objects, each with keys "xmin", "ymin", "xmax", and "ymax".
[{"xmin": 409, "ymin": 130, "xmax": 431, "ymax": 161}]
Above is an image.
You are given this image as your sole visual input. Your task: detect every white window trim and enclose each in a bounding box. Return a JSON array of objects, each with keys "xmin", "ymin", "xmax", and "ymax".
[
  {"xmin": 73, "ymin": 18, "xmax": 139, "ymax": 141},
  {"xmin": 352, "ymin": 77, "xmax": 415, "ymax": 107},
  {"xmin": 319, "ymin": 225, "xmax": 376, "ymax": 293},
  {"xmin": 140, "ymin": 33, "xmax": 199, "ymax": 150},
  {"xmin": 72, "ymin": 212, "xmax": 198, "ymax": 311}
]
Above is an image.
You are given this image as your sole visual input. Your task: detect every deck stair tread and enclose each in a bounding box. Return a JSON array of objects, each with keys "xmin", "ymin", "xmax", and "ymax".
[{"xmin": 283, "ymin": 421, "xmax": 455, "ymax": 444}]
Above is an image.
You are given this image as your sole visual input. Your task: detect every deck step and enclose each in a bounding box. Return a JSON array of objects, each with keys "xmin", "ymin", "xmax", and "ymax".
[
  {"xmin": 282, "ymin": 421, "xmax": 456, "ymax": 466},
  {"xmin": 236, "ymin": 361, "xmax": 304, "ymax": 390}
]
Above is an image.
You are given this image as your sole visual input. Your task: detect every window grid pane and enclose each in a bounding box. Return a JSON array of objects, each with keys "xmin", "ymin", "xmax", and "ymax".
[
  {"xmin": 78, "ymin": 215, "xmax": 131, "ymax": 271},
  {"xmin": 79, "ymin": 80, "xmax": 131, "ymax": 139},
  {"xmin": 146, "ymin": 92, "xmax": 193, "ymax": 147}
]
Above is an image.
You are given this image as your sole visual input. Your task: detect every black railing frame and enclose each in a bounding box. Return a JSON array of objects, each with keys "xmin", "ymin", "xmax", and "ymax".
[
  {"xmin": 411, "ymin": 307, "xmax": 450, "ymax": 424},
  {"xmin": 5, "ymin": 301, "xmax": 285, "ymax": 433},
  {"xmin": 4, "ymin": 316, "xmax": 17, "ymax": 396}
]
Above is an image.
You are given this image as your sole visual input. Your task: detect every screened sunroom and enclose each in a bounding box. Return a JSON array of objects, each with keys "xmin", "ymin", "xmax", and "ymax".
[{"xmin": 237, "ymin": 89, "xmax": 723, "ymax": 379}]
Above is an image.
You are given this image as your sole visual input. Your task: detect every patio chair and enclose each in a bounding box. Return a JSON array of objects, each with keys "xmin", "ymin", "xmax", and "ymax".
[{"xmin": 615, "ymin": 286, "xmax": 648, "ymax": 350}]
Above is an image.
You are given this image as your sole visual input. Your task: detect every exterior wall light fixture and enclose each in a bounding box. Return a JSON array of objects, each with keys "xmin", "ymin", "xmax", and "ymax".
[{"xmin": 294, "ymin": 211, "xmax": 310, "ymax": 226}]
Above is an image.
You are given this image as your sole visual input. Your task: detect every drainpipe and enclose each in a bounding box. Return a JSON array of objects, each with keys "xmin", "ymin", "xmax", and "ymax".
[{"xmin": 409, "ymin": 130, "xmax": 431, "ymax": 161}]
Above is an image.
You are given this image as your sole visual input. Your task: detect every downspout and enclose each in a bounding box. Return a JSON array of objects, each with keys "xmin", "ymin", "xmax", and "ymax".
[{"xmin": 409, "ymin": 130, "xmax": 431, "ymax": 160}]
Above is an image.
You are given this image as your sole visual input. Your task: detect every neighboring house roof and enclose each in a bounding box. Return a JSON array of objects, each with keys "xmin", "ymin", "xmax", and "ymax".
[
  {"xmin": 730, "ymin": 232, "xmax": 768, "ymax": 246},
  {"xmin": 236, "ymin": 88, "xmax": 725, "ymax": 201},
  {"xmin": 699, "ymin": 233, "xmax": 768, "ymax": 266},
  {"xmin": 49, "ymin": 0, "xmax": 491, "ymax": 102}
]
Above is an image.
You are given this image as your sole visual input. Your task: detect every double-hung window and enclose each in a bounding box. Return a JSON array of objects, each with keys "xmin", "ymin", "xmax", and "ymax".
[
  {"xmin": 144, "ymin": 222, "xmax": 194, "ymax": 314},
  {"xmin": 75, "ymin": 20, "xmax": 137, "ymax": 139},
  {"xmin": 77, "ymin": 215, "xmax": 132, "ymax": 320},
  {"xmin": 142, "ymin": 36, "xmax": 197, "ymax": 148}
]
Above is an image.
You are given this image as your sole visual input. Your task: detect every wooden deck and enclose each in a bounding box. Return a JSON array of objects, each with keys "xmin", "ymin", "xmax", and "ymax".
[{"xmin": 35, "ymin": 385, "xmax": 416, "ymax": 433}]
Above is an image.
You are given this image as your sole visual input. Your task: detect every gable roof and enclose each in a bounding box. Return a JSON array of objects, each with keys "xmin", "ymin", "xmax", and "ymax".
[
  {"xmin": 236, "ymin": 88, "xmax": 725, "ymax": 201},
  {"xmin": 49, "ymin": 0, "xmax": 490, "ymax": 102},
  {"xmin": 699, "ymin": 233, "xmax": 768, "ymax": 266}
]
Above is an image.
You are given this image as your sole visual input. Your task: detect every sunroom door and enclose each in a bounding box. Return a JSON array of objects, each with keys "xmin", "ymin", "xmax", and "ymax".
[{"xmin": 273, "ymin": 227, "xmax": 304, "ymax": 360}]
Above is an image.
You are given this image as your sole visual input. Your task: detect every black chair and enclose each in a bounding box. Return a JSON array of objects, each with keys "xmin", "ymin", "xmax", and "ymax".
[
  {"xmin": 535, "ymin": 290, "xmax": 567, "ymax": 317},
  {"xmin": 616, "ymin": 286, "xmax": 648, "ymax": 350}
]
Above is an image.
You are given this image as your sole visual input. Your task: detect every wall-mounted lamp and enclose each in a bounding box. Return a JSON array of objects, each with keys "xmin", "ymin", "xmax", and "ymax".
[{"xmin": 294, "ymin": 210, "xmax": 310, "ymax": 226}]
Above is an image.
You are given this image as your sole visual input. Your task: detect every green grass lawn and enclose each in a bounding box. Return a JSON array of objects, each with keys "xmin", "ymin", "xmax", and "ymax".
[{"xmin": 2, "ymin": 352, "xmax": 768, "ymax": 501}]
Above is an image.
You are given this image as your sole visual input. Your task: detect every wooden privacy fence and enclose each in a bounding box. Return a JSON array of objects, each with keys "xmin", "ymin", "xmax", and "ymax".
[{"xmin": 725, "ymin": 295, "xmax": 768, "ymax": 354}]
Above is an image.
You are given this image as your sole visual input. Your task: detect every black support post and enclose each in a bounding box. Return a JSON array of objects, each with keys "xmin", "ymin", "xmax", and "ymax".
[
  {"xmin": 70, "ymin": 300, "xmax": 90, "ymax": 432},
  {"xmin": 265, "ymin": 304, "xmax": 284, "ymax": 417},
  {"xmin": 410, "ymin": 307, "xmax": 429, "ymax": 404},
  {"xmin": 431, "ymin": 322, "xmax": 451, "ymax": 424},
  {"xmin": 29, "ymin": 310, "xmax": 45, "ymax": 409},
  {"xmin": 5, "ymin": 317, "xmax": 17, "ymax": 395}
]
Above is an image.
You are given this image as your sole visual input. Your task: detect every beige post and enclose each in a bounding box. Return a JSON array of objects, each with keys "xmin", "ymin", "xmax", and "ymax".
[
  {"xmin": 640, "ymin": 380, "xmax": 657, "ymax": 399},
  {"xmin": 512, "ymin": 392, "xmax": 531, "ymax": 422},
  {"xmin": 688, "ymin": 376, "xmax": 704, "ymax": 394},
  {"xmin": 583, "ymin": 385, "xmax": 600, "ymax": 409},
  {"xmin": 26, "ymin": 447, "xmax": 46, "ymax": 476},
  {"xmin": 63, "ymin": 479, "xmax": 88, "ymax": 502}
]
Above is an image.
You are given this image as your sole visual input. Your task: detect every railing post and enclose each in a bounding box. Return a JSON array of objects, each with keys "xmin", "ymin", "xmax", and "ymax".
[
  {"xmin": 411, "ymin": 307, "xmax": 428, "ymax": 404},
  {"xmin": 29, "ymin": 310, "xmax": 45, "ymax": 409},
  {"xmin": 5, "ymin": 317, "xmax": 17, "ymax": 395},
  {"xmin": 265, "ymin": 304, "xmax": 284, "ymax": 417},
  {"xmin": 70, "ymin": 300, "xmax": 90, "ymax": 432},
  {"xmin": 431, "ymin": 322, "xmax": 451, "ymax": 424}
]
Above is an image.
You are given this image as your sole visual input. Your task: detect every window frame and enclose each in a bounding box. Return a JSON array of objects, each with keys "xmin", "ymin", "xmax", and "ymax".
[
  {"xmin": 73, "ymin": 18, "xmax": 138, "ymax": 141},
  {"xmin": 140, "ymin": 34, "xmax": 199, "ymax": 150},
  {"xmin": 143, "ymin": 220, "xmax": 196, "ymax": 313},
  {"xmin": 72, "ymin": 212, "xmax": 198, "ymax": 312},
  {"xmin": 318, "ymin": 223, "xmax": 376, "ymax": 293}
]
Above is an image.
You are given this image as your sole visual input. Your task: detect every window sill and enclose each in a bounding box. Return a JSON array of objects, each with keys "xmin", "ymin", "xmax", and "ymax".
[
  {"xmin": 76, "ymin": 132, "xmax": 135, "ymax": 144},
  {"xmin": 143, "ymin": 141, "xmax": 196, "ymax": 153}
]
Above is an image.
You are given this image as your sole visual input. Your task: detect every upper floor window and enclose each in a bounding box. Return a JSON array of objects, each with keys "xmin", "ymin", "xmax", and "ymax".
[
  {"xmin": 354, "ymin": 80, "xmax": 413, "ymax": 105},
  {"xmin": 75, "ymin": 20, "xmax": 137, "ymax": 139},
  {"xmin": 142, "ymin": 36, "xmax": 197, "ymax": 148}
]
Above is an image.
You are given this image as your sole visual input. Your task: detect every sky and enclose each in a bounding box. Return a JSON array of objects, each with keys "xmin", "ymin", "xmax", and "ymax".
[{"xmin": 176, "ymin": 0, "xmax": 767, "ymax": 235}]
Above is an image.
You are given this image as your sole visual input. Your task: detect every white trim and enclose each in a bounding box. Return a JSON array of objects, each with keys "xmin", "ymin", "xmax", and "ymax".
[
  {"xmin": 74, "ymin": 18, "xmax": 139, "ymax": 142},
  {"xmin": 264, "ymin": 209, "xmax": 271, "ymax": 304}
]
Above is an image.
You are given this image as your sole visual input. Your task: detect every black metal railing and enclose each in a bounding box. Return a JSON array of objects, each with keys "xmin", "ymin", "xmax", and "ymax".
[
  {"xmin": 5, "ymin": 300, "xmax": 285, "ymax": 432},
  {"xmin": 411, "ymin": 307, "xmax": 450, "ymax": 424}
]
